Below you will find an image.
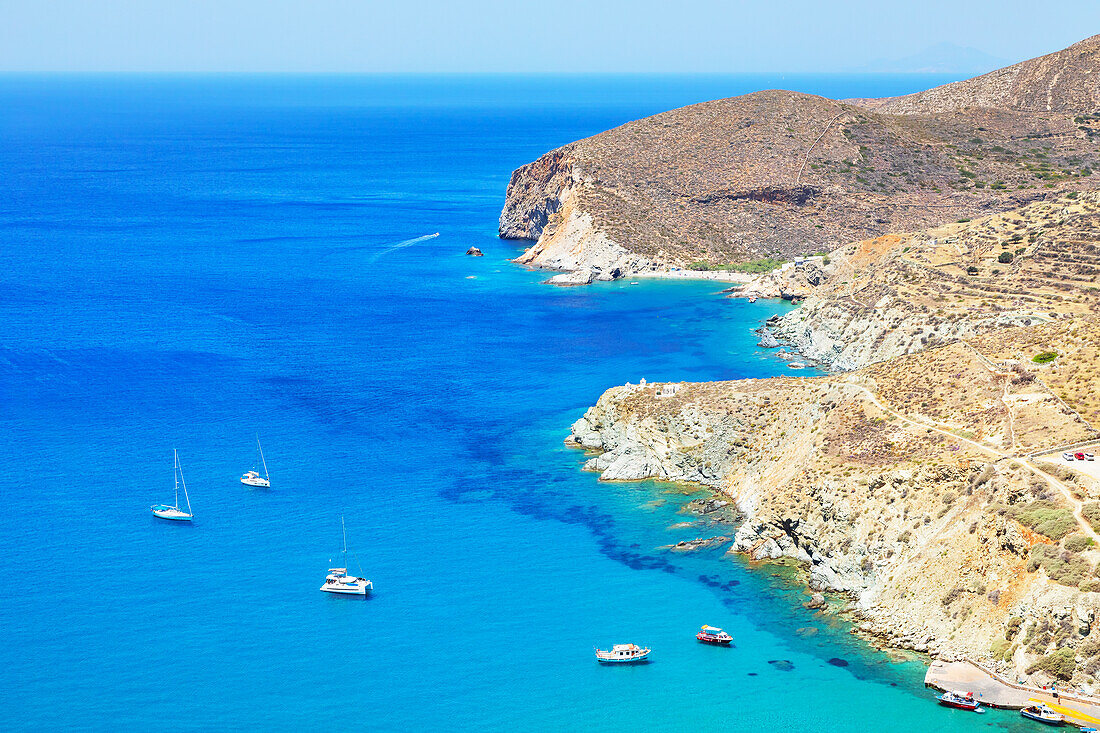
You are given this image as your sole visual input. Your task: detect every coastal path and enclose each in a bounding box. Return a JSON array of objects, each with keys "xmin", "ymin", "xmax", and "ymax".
[{"xmin": 927, "ymin": 659, "xmax": 1100, "ymax": 726}]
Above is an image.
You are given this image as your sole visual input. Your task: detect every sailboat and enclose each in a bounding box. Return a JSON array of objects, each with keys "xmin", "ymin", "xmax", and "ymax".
[
  {"xmin": 320, "ymin": 517, "xmax": 372, "ymax": 596},
  {"xmin": 240, "ymin": 436, "xmax": 271, "ymax": 488},
  {"xmin": 151, "ymin": 449, "xmax": 194, "ymax": 521}
]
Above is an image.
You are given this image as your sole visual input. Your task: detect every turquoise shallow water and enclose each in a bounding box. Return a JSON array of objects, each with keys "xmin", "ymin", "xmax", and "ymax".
[{"xmin": 0, "ymin": 74, "xmax": 1032, "ymax": 730}]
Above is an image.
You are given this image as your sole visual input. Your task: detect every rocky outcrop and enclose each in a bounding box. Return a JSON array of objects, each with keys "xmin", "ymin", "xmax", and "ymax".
[
  {"xmin": 747, "ymin": 193, "xmax": 1100, "ymax": 371},
  {"xmin": 465, "ymin": 247, "xmax": 483, "ymax": 256}
]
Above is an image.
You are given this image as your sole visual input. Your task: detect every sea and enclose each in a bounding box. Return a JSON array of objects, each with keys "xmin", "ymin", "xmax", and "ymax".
[{"xmin": 0, "ymin": 73, "xmax": 1033, "ymax": 730}]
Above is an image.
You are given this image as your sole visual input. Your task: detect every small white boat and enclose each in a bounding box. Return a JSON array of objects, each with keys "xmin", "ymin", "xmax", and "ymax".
[
  {"xmin": 788, "ymin": 361, "xmax": 807, "ymax": 369},
  {"xmin": 240, "ymin": 436, "xmax": 270, "ymax": 488},
  {"xmin": 320, "ymin": 517, "xmax": 372, "ymax": 596},
  {"xmin": 151, "ymin": 449, "xmax": 193, "ymax": 521},
  {"xmin": 1020, "ymin": 704, "xmax": 1064, "ymax": 725},
  {"xmin": 595, "ymin": 643, "xmax": 651, "ymax": 664}
]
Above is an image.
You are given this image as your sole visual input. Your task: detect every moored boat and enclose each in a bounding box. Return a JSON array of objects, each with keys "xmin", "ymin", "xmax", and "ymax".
[
  {"xmin": 1020, "ymin": 704, "xmax": 1065, "ymax": 725},
  {"xmin": 152, "ymin": 449, "xmax": 194, "ymax": 522},
  {"xmin": 937, "ymin": 690, "xmax": 982, "ymax": 712},
  {"xmin": 696, "ymin": 625, "xmax": 733, "ymax": 645},
  {"xmin": 595, "ymin": 643, "xmax": 651, "ymax": 664},
  {"xmin": 320, "ymin": 517, "xmax": 372, "ymax": 596},
  {"xmin": 240, "ymin": 436, "xmax": 270, "ymax": 487}
]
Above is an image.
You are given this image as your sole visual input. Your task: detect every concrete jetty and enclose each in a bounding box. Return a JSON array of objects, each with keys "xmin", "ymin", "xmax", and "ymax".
[{"xmin": 926, "ymin": 659, "xmax": 1100, "ymax": 728}]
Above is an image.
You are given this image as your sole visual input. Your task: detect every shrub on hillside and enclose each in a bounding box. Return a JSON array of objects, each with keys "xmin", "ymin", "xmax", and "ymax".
[
  {"xmin": 1064, "ymin": 533, "xmax": 1094, "ymax": 553},
  {"xmin": 1082, "ymin": 502, "xmax": 1100, "ymax": 532},
  {"xmin": 1033, "ymin": 351, "xmax": 1059, "ymax": 364},
  {"xmin": 1011, "ymin": 500, "xmax": 1077, "ymax": 539},
  {"xmin": 1026, "ymin": 648, "xmax": 1077, "ymax": 680}
]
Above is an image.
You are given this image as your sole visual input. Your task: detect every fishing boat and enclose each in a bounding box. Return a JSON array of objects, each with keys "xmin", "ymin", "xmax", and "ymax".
[
  {"xmin": 240, "ymin": 436, "xmax": 270, "ymax": 488},
  {"xmin": 1020, "ymin": 704, "xmax": 1065, "ymax": 725},
  {"xmin": 595, "ymin": 643, "xmax": 651, "ymax": 664},
  {"xmin": 151, "ymin": 450, "xmax": 194, "ymax": 521},
  {"xmin": 696, "ymin": 625, "xmax": 733, "ymax": 645},
  {"xmin": 937, "ymin": 690, "xmax": 982, "ymax": 712},
  {"xmin": 320, "ymin": 517, "xmax": 372, "ymax": 596}
]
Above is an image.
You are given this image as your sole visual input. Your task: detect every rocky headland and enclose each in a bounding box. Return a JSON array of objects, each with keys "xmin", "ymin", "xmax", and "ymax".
[{"xmin": 500, "ymin": 35, "xmax": 1100, "ymax": 284}]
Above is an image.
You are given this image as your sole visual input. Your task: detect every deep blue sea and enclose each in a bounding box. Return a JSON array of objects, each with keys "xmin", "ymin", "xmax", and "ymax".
[{"xmin": 0, "ymin": 74, "xmax": 1031, "ymax": 731}]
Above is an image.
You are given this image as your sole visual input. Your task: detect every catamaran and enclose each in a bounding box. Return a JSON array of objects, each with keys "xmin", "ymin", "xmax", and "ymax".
[
  {"xmin": 151, "ymin": 449, "xmax": 194, "ymax": 521},
  {"xmin": 320, "ymin": 517, "xmax": 372, "ymax": 596},
  {"xmin": 240, "ymin": 436, "xmax": 270, "ymax": 488}
]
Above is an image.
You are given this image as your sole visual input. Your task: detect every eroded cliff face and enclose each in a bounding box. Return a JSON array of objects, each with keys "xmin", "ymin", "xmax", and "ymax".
[{"xmin": 569, "ymin": 330, "xmax": 1100, "ymax": 690}]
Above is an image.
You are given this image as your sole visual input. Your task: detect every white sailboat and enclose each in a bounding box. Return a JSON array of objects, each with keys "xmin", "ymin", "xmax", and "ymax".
[
  {"xmin": 240, "ymin": 436, "xmax": 270, "ymax": 488},
  {"xmin": 320, "ymin": 517, "xmax": 372, "ymax": 596},
  {"xmin": 152, "ymin": 449, "xmax": 194, "ymax": 521}
]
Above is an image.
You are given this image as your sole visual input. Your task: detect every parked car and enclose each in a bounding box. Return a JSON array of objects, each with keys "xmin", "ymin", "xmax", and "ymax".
[
  {"xmin": 1087, "ymin": 453, "xmax": 1096, "ymax": 461},
  {"xmin": 1064, "ymin": 452, "xmax": 1076, "ymax": 461},
  {"xmin": 1075, "ymin": 452, "xmax": 1086, "ymax": 461}
]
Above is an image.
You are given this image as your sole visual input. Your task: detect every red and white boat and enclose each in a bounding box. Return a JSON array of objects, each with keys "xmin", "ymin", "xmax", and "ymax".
[
  {"xmin": 937, "ymin": 690, "xmax": 983, "ymax": 712},
  {"xmin": 595, "ymin": 643, "xmax": 651, "ymax": 664},
  {"xmin": 696, "ymin": 625, "xmax": 733, "ymax": 645}
]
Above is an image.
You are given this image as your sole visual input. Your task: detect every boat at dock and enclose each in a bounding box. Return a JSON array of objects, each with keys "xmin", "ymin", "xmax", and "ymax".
[
  {"xmin": 695, "ymin": 625, "xmax": 733, "ymax": 645},
  {"xmin": 1020, "ymin": 704, "xmax": 1065, "ymax": 725},
  {"xmin": 320, "ymin": 517, "xmax": 372, "ymax": 596},
  {"xmin": 937, "ymin": 690, "xmax": 983, "ymax": 712},
  {"xmin": 240, "ymin": 436, "xmax": 270, "ymax": 487},
  {"xmin": 151, "ymin": 449, "xmax": 194, "ymax": 522},
  {"xmin": 595, "ymin": 643, "xmax": 651, "ymax": 664}
]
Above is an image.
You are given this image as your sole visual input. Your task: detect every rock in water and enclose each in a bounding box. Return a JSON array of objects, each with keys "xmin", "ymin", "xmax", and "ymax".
[
  {"xmin": 548, "ymin": 269, "xmax": 595, "ymax": 286},
  {"xmin": 757, "ymin": 329, "xmax": 780, "ymax": 348},
  {"xmin": 465, "ymin": 247, "xmax": 483, "ymax": 256},
  {"xmin": 804, "ymin": 593, "xmax": 826, "ymax": 610}
]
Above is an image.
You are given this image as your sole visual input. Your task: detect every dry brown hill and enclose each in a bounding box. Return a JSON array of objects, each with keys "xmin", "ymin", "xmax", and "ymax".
[
  {"xmin": 856, "ymin": 34, "xmax": 1100, "ymax": 115},
  {"xmin": 501, "ymin": 36, "xmax": 1100, "ymax": 281}
]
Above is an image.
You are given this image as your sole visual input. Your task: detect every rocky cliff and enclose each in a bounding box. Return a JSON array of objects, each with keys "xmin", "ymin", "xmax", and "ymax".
[
  {"xmin": 570, "ymin": 320, "xmax": 1100, "ymax": 691},
  {"xmin": 501, "ymin": 36, "xmax": 1100, "ymax": 282}
]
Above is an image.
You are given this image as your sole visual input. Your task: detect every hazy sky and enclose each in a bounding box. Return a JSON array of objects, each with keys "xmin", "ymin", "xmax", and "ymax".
[{"xmin": 0, "ymin": 0, "xmax": 1097, "ymax": 73}]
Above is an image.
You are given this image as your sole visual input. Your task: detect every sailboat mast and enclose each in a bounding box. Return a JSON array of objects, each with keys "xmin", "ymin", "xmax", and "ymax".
[
  {"xmin": 173, "ymin": 449, "xmax": 180, "ymax": 509},
  {"xmin": 257, "ymin": 436, "xmax": 269, "ymax": 480},
  {"xmin": 341, "ymin": 516, "xmax": 348, "ymax": 570},
  {"xmin": 177, "ymin": 451, "xmax": 192, "ymax": 515}
]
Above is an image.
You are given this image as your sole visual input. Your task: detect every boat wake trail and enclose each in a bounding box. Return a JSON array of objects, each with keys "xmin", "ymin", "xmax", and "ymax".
[{"xmin": 323, "ymin": 233, "xmax": 440, "ymax": 262}]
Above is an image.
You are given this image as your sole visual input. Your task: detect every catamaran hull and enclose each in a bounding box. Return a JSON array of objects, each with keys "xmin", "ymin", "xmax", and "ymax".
[
  {"xmin": 320, "ymin": 584, "xmax": 370, "ymax": 595},
  {"xmin": 241, "ymin": 478, "xmax": 270, "ymax": 487}
]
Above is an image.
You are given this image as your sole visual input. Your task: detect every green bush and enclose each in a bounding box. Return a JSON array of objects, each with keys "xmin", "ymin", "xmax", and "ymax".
[
  {"xmin": 729, "ymin": 258, "xmax": 786, "ymax": 273},
  {"xmin": 1032, "ymin": 351, "xmax": 1059, "ymax": 364},
  {"xmin": 1012, "ymin": 500, "xmax": 1076, "ymax": 539},
  {"xmin": 1064, "ymin": 534, "xmax": 1094, "ymax": 553},
  {"xmin": 1027, "ymin": 544, "xmax": 1092, "ymax": 586},
  {"xmin": 1026, "ymin": 648, "xmax": 1077, "ymax": 680},
  {"xmin": 998, "ymin": 251, "xmax": 1014, "ymax": 264},
  {"xmin": 967, "ymin": 265, "xmax": 980, "ymax": 275},
  {"xmin": 1083, "ymin": 503, "xmax": 1100, "ymax": 532}
]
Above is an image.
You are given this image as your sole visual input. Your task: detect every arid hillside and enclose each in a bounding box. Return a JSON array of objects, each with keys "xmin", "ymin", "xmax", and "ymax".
[
  {"xmin": 501, "ymin": 36, "xmax": 1100, "ymax": 282},
  {"xmin": 855, "ymin": 34, "xmax": 1100, "ymax": 114},
  {"xmin": 746, "ymin": 191, "xmax": 1100, "ymax": 370}
]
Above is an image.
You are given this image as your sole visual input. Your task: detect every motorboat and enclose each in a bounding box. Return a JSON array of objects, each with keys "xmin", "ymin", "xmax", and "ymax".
[
  {"xmin": 151, "ymin": 449, "xmax": 193, "ymax": 522},
  {"xmin": 320, "ymin": 517, "xmax": 372, "ymax": 596},
  {"xmin": 595, "ymin": 643, "xmax": 651, "ymax": 664},
  {"xmin": 1020, "ymin": 704, "xmax": 1065, "ymax": 725},
  {"xmin": 937, "ymin": 690, "xmax": 982, "ymax": 712},
  {"xmin": 696, "ymin": 625, "xmax": 733, "ymax": 645}
]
